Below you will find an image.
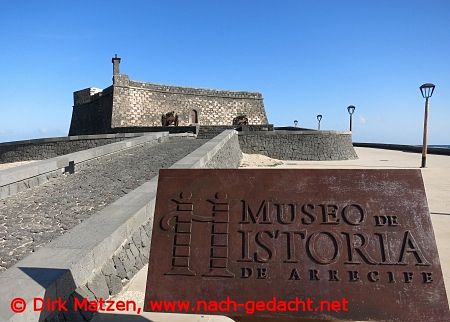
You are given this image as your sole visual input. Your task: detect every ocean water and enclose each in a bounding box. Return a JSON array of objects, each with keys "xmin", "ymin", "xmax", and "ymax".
[{"xmin": 428, "ymin": 145, "xmax": 450, "ymax": 149}]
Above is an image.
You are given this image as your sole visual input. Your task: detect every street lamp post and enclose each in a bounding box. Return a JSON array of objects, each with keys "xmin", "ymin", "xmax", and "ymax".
[
  {"xmin": 294, "ymin": 120, "xmax": 298, "ymax": 128},
  {"xmin": 317, "ymin": 114, "xmax": 322, "ymax": 130},
  {"xmin": 347, "ymin": 105, "xmax": 356, "ymax": 131},
  {"xmin": 420, "ymin": 83, "xmax": 436, "ymax": 168}
]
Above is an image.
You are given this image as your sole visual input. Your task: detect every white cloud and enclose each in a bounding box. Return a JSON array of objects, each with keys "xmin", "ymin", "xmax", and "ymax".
[{"xmin": 359, "ymin": 115, "xmax": 366, "ymax": 125}]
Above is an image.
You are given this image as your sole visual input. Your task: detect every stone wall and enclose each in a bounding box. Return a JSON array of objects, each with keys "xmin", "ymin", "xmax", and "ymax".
[
  {"xmin": 69, "ymin": 86, "xmax": 114, "ymax": 135},
  {"xmin": 112, "ymin": 125, "xmax": 198, "ymax": 135},
  {"xmin": 197, "ymin": 125, "xmax": 237, "ymax": 139},
  {"xmin": 197, "ymin": 125, "xmax": 274, "ymax": 139},
  {"xmin": 57, "ymin": 221, "xmax": 153, "ymax": 322},
  {"xmin": 110, "ymin": 75, "xmax": 268, "ymax": 128},
  {"xmin": 239, "ymin": 130, "xmax": 358, "ymax": 160},
  {"xmin": 0, "ymin": 133, "xmax": 143, "ymax": 164},
  {"xmin": 241, "ymin": 124, "xmax": 274, "ymax": 131},
  {"xmin": 205, "ymin": 131, "xmax": 242, "ymax": 168}
]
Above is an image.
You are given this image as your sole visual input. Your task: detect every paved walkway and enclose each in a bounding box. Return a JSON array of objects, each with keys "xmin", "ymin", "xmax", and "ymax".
[
  {"xmin": 93, "ymin": 147, "xmax": 450, "ymax": 322},
  {"xmin": 0, "ymin": 137, "xmax": 207, "ymax": 272}
]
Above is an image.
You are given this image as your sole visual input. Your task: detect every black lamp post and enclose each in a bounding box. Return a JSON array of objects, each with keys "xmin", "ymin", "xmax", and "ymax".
[
  {"xmin": 294, "ymin": 120, "xmax": 298, "ymax": 128},
  {"xmin": 317, "ymin": 114, "xmax": 322, "ymax": 130},
  {"xmin": 419, "ymin": 83, "xmax": 436, "ymax": 168},
  {"xmin": 347, "ymin": 105, "xmax": 356, "ymax": 131}
]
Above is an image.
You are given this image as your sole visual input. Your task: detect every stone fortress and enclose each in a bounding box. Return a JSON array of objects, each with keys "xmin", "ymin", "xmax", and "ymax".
[
  {"xmin": 69, "ymin": 55, "xmax": 268, "ymax": 135},
  {"xmin": 65, "ymin": 56, "xmax": 357, "ymax": 161}
]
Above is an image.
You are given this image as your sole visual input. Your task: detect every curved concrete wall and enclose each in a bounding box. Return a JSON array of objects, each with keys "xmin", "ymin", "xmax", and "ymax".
[{"xmin": 238, "ymin": 130, "xmax": 358, "ymax": 160}]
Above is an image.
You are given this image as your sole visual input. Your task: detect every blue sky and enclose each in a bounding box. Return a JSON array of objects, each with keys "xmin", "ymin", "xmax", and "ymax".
[{"xmin": 0, "ymin": 0, "xmax": 449, "ymax": 144}]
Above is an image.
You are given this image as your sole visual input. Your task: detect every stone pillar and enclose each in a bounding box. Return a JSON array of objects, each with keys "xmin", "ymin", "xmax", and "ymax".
[{"xmin": 112, "ymin": 54, "xmax": 121, "ymax": 83}]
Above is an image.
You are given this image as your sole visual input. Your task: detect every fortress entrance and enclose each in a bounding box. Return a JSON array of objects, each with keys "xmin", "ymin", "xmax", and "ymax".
[{"xmin": 190, "ymin": 109, "xmax": 198, "ymax": 124}]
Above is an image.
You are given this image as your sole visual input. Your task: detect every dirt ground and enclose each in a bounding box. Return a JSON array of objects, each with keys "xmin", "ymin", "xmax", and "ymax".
[{"xmin": 239, "ymin": 153, "xmax": 284, "ymax": 167}]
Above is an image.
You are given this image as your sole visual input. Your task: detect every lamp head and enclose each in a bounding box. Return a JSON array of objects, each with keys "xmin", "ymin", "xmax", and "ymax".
[
  {"xmin": 420, "ymin": 83, "xmax": 435, "ymax": 99},
  {"xmin": 347, "ymin": 105, "xmax": 356, "ymax": 115}
]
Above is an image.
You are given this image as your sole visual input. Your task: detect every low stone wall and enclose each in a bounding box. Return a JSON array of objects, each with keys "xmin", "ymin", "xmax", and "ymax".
[
  {"xmin": 241, "ymin": 124, "xmax": 274, "ymax": 132},
  {"xmin": 204, "ymin": 130, "xmax": 242, "ymax": 168},
  {"xmin": 0, "ymin": 130, "xmax": 241, "ymax": 322},
  {"xmin": 0, "ymin": 133, "xmax": 146, "ymax": 164},
  {"xmin": 197, "ymin": 124, "xmax": 273, "ymax": 139},
  {"xmin": 239, "ymin": 130, "xmax": 358, "ymax": 160},
  {"xmin": 274, "ymin": 126, "xmax": 314, "ymax": 131},
  {"xmin": 197, "ymin": 125, "xmax": 237, "ymax": 139},
  {"xmin": 111, "ymin": 125, "xmax": 198, "ymax": 135},
  {"xmin": 0, "ymin": 133, "xmax": 168, "ymax": 200}
]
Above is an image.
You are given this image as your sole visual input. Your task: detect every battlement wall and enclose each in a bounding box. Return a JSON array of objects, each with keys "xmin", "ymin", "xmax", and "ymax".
[{"xmin": 110, "ymin": 75, "xmax": 268, "ymax": 128}]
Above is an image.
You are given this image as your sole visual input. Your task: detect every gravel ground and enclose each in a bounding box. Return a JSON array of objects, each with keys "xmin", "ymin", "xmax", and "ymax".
[{"xmin": 0, "ymin": 137, "xmax": 207, "ymax": 272}]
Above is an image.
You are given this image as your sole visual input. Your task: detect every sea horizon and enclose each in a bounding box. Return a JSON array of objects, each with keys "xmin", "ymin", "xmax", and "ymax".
[{"xmin": 421, "ymin": 145, "xmax": 450, "ymax": 149}]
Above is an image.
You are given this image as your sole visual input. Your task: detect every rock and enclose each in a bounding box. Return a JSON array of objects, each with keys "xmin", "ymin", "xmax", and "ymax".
[
  {"xmin": 144, "ymin": 224, "xmax": 152, "ymax": 238},
  {"xmin": 135, "ymin": 255, "xmax": 144, "ymax": 269},
  {"xmin": 139, "ymin": 249, "xmax": 148, "ymax": 265},
  {"xmin": 112, "ymin": 255, "xmax": 127, "ymax": 279},
  {"xmin": 130, "ymin": 242, "xmax": 140, "ymax": 258},
  {"xmin": 132, "ymin": 230, "xmax": 141, "ymax": 248},
  {"xmin": 125, "ymin": 249, "xmax": 136, "ymax": 267},
  {"xmin": 140, "ymin": 227, "xmax": 150, "ymax": 247},
  {"xmin": 126, "ymin": 266, "xmax": 138, "ymax": 279},
  {"xmin": 87, "ymin": 274, "xmax": 109, "ymax": 300},
  {"xmin": 101, "ymin": 259, "xmax": 116, "ymax": 276},
  {"xmin": 106, "ymin": 274, "xmax": 123, "ymax": 296}
]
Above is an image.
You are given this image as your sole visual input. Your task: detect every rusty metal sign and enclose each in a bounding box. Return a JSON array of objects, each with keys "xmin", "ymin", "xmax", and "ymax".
[{"xmin": 144, "ymin": 169, "xmax": 449, "ymax": 321}]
